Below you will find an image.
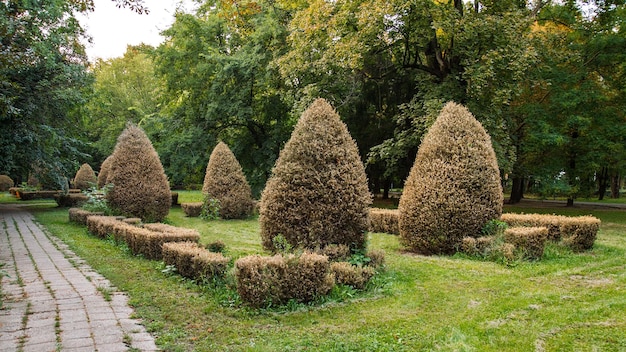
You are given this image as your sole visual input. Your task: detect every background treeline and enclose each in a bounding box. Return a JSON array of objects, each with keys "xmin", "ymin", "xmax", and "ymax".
[{"xmin": 2, "ymin": 0, "xmax": 625, "ymax": 202}]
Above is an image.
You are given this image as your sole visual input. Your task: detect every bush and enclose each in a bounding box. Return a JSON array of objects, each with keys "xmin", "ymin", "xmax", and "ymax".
[
  {"xmin": 143, "ymin": 223, "xmax": 200, "ymax": 241},
  {"xmin": 106, "ymin": 123, "xmax": 171, "ymax": 222},
  {"xmin": 0, "ymin": 175, "xmax": 14, "ymax": 191},
  {"xmin": 73, "ymin": 163, "xmax": 97, "ymax": 190},
  {"xmin": 162, "ymin": 242, "xmax": 229, "ymax": 281},
  {"xmin": 202, "ymin": 142, "xmax": 254, "ymax": 219},
  {"xmin": 97, "ymin": 155, "xmax": 113, "ymax": 189},
  {"xmin": 398, "ymin": 102, "xmax": 503, "ymax": 255},
  {"xmin": 181, "ymin": 202, "xmax": 203, "ymax": 217},
  {"xmin": 330, "ymin": 262, "xmax": 375, "ymax": 290},
  {"xmin": 500, "ymin": 213, "xmax": 563, "ymax": 241},
  {"xmin": 69, "ymin": 208, "xmax": 103, "ymax": 225},
  {"xmin": 235, "ymin": 252, "xmax": 334, "ymax": 308},
  {"xmin": 206, "ymin": 240, "xmax": 226, "ymax": 253},
  {"xmin": 369, "ymin": 208, "xmax": 399, "ymax": 234},
  {"xmin": 55, "ymin": 193, "xmax": 88, "ymax": 207},
  {"xmin": 317, "ymin": 244, "xmax": 351, "ymax": 262},
  {"xmin": 260, "ymin": 99, "xmax": 372, "ymax": 252},
  {"xmin": 504, "ymin": 227, "xmax": 549, "ymax": 260},
  {"xmin": 366, "ymin": 249, "xmax": 386, "ymax": 268}
]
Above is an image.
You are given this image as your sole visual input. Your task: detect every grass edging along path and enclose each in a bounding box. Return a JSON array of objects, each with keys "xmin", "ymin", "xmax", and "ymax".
[{"xmin": 21, "ymin": 199, "xmax": 626, "ymax": 351}]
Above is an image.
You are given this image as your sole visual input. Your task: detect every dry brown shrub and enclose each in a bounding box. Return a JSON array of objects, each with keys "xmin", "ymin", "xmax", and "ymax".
[
  {"xmin": 86, "ymin": 215, "xmax": 122, "ymax": 238},
  {"xmin": 97, "ymin": 155, "xmax": 113, "ymax": 189},
  {"xmin": 398, "ymin": 102, "xmax": 503, "ymax": 255},
  {"xmin": 500, "ymin": 213, "xmax": 563, "ymax": 241},
  {"xmin": 235, "ymin": 252, "xmax": 333, "ymax": 308},
  {"xmin": 73, "ymin": 163, "xmax": 97, "ymax": 190},
  {"xmin": 0, "ymin": 175, "xmax": 14, "ymax": 191},
  {"xmin": 162, "ymin": 242, "xmax": 202, "ymax": 279},
  {"xmin": 330, "ymin": 262, "xmax": 375, "ymax": 290},
  {"xmin": 122, "ymin": 218, "xmax": 142, "ymax": 225},
  {"xmin": 504, "ymin": 227, "xmax": 548, "ymax": 260},
  {"xmin": 368, "ymin": 208, "xmax": 399, "ymax": 234},
  {"xmin": 366, "ymin": 249, "xmax": 386, "ymax": 268},
  {"xmin": 193, "ymin": 251, "xmax": 229, "ymax": 280},
  {"xmin": 260, "ymin": 98, "xmax": 372, "ymax": 252},
  {"xmin": 142, "ymin": 223, "xmax": 200, "ymax": 242},
  {"xmin": 559, "ymin": 216, "xmax": 601, "ymax": 251},
  {"xmin": 69, "ymin": 208, "xmax": 102, "ymax": 225},
  {"xmin": 317, "ymin": 244, "xmax": 351, "ymax": 262},
  {"xmin": 181, "ymin": 202, "xmax": 203, "ymax": 217},
  {"xmin": 106, "ymin": 123, "xmax": 171, "ymax": 222},
  {"xmin": 111, "ymin": 221, "xmax": 136, "ymax": 244},
  {"xmin": 202, "ymin": 142, "xmax": 254, "ymax": 219}
]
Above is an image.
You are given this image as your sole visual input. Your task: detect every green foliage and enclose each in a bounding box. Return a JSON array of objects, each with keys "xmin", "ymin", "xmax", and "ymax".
[
  {"xmin": 200, "ymin": 197, "xmax": 221, "ymax": 221},
  {"xmin": 398, "ymin": 102, "xmax": 503, "ymax": 254},
  {"xmin": 259, "ymin": 98, "xmax": 372, "ymax": 252},
  {"xmin": 481, "ymin": 219, "xmax": 508, "ymax": 238},
  {"xmin": 81, "ymin": 185, "xmax": 112, "ymax": 215}
]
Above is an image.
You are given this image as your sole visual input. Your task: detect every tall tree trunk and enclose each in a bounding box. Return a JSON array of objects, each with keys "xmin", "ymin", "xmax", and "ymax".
[
  {"xmin": 566, "ymin": 197, "xmax": 574, "ymax": 207},
  {"xmin": 598, "ymin": 167, "xmax": 609, "ymax": 200},
  {"xmin": 611, "ymin": 173, "xmax": 621, "ymax": 199},
  {"xmin": 509, "ymin": 176, "xmax": 525, "ymax": 204},
  {"xmin": 383, "ymin": 179, "xmax": 391, "ymax": 200}
]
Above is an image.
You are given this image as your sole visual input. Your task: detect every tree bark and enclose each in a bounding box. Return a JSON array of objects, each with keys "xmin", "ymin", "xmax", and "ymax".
[
  {"xmin": 598, "ymin": 167, "xmax": 609, "ymax": 200},
  {"xmin": 611, "ymin": 173, "xmax": 621, "ymax": 199},
  {"xmin": 566, "ymin": 197, "xmax": 574, "ymax": 207},
  {"xmin": 509, "ymin": 176, "xmax": 525, "ymax": 204}
]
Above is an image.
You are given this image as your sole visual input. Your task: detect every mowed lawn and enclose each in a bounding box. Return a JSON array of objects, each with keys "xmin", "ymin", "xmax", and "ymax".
[{"xmin": 21, "ymin": 193, "xmax": 626, "ymax": 351}]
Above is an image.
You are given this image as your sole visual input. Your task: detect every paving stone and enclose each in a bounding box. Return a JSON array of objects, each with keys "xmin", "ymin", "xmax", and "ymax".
[{"xmin": 21, "ymin": 341, "xmax": 58, "ymax": 352}]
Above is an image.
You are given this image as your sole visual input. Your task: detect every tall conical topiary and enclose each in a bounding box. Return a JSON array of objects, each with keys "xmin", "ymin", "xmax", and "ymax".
[
  {"xmin": 260, "ymin": 98, "xmax": 372, "ymax": 252},
  {"xmin": 106, "ymin": 123, "xmax": 171, "ymax": 222},
  {"xmin": 202, "ymin": 142, "xmax": 254, "ymax": 219},
  {"xmin": 398, "ymin": 102, "xmax": 503, "ymax": 254},
  {"xmin": 73, "ymin": 163, "xmax": 97, "ymax": 190},
  {"xmin": 97, "ymin": 155, "xmax": 113, "ymax": 189}
]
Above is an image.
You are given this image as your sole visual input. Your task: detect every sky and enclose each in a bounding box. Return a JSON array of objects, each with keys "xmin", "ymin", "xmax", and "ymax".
[{"xmin": 78, "ymin": 0, "xmax": 194, "ymax": 62}]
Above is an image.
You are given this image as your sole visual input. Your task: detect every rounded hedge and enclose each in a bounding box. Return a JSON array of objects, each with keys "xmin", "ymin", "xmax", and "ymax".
[
  {"xmin": 0, "ymin": 175, "xmax": 14, "ymax": 191},
  {"xmin": 97, "ymin": 155, "xmax": 113, "ymax": 189},
  {"xmin": 73, "ymin": 163, "xmax": 97, "ymax": 190},
  {"xmin": 202, "ymin": 142, "xmax": 254, "ymax": 219},
  {"xmin": 106, "ymin": 123, "xmax": 171, "ymax": 222},
  {"xmin": 259, "ymin": 98, "xmax": 371, "ymax": 252},
  {"xmin": 398, "ymin": 102, "xmax": 503, "ymax": 255}
]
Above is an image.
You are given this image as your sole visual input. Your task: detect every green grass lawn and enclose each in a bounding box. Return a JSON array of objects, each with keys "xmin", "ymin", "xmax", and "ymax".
[{"xmin": 4, "ymin": 192, "xmax": 624, "ymax": 351}]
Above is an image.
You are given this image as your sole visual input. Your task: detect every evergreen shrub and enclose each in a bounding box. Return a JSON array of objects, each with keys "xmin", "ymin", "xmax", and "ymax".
[
  {"xmin": 106, "ymin": 123, "xmax": 171, "ymax": 222},
  {"xmin": 97, "ymin": 155, "xmax": 113, "ymax": 189},
  {"xmin": 368, "ymin": 208, "xmax": 399, "ymax": 234},
  {"xmin": 162, "ymin": 242, "xmax": 229, "ymax": 281},
  {"xmin": 74, "ymin": 163, "xmax": 97, "ymax": 190},
  {"xmin": 504, "ymin": 227, "xmax": 548, "ymax": 260},
  {"xmin": 330, "ymin": 262, "xmax": 375, "ymax": 290},
  {"xmin": 235, "ymin": 252, "xmax": 334, "ymax": 308},
  {"xmin": 181, "ymin": 202, "xmax": 203, "ymax": 217},
  {"xmin": 0, "ymin": 175, "xmax": 14, "ymax": 191},
  {"xmin": 398, "ymin": 102, "xmax": 503, "ymax": 255},
  {"xmin": 260, "ymin": 98, "xmax": 371, "ymax": 252},
  {"xmin": 202, "ymin": 142, "xmax": 254, "ymax": 219}
]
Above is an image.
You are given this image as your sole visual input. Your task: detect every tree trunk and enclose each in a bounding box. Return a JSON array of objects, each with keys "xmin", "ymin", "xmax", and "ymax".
[
  {"xmin": 598, "ymin": 167, "xmax": 609, "ymax": 200},
  {"xmin": 509, "ymin": 176, "xmax": 525, "ymax": 204},
  {"xmin": 611, "ymin": 173, "xmax": 621, "ymax": 199},
  {"xmin": 382, "ymin": 179, "xmax": 391, "ymax": 200},
  {"xmin": 566, "ymin": 197, "xmax": 574, "ymax": 207}
]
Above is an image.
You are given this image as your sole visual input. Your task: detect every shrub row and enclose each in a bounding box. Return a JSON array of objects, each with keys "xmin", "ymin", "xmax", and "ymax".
[
  {"xmin": 368, "ymin": 208, "xmax": 399, "ymax": 234},
  {"xmin": 55, "ymin": 193, "xmax": 89, "ymax": 207},
  {"xmin": 162, "ymin": 242, "xmax": 229, "ymax": 281},
  {"xmin": 500, "ymin": 213, "xmax": 600, "ymax": 251},
  {"xmin": 81, "ymin": 213, "xmax": 200, "ymax": 260},
  {"xmin": 235, "ymin": 252, "xmax": 334, "ymax": 308},
  {"xmin": 330, "ymin": 262, "xmax": 375, "ymax": 290},
  {"xmin": 181, "ymin": 202, "xmax": 203, "ymax": 217},
  {"xmin": 69, "ymin": 208, "xmax": 103, "ymax": 225}
]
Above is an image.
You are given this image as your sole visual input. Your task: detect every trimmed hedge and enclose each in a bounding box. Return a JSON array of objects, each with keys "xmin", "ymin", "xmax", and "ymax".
[
  {"xmin": 97, "ymin": 155, "xmax": 113, "ymax": 189},
  {"xmin": 235, "ymin": 252, "xmax": 334, "ymax": 308},
  {"xmin": 162, "ymin": 242, "xmax": 229, "ymax": 281},
  {"xmin": 69, "ymin": 208, "xmax": 103, "ymax": 225},
  {"xmin": 181, "ymin": 202, "xmax": 203, "ymax": 217},
  {"xmin": 330, "ymin": 262, "xmax": 375, "ymax": 290},
  {"xmin": 398, "ymin": 102, "xmax": 503, "ymax": 255},
  {"xmin": 0, "ymin": 175, "xmax": 14, "ymax": 191},
  {"xmin": 500, "ymin": 213, "xmax": 600, "ymax": 251},
  {"xmin": 369, "ymin": 208, "xmax": 399, "ymax": 234},
  {"xmin": 504, "ymin": 227, "xmax": 549, "ymax": 260},
  {"xmin": 55, "ymin": 193, "xmax": 88, "ymax": 207}
]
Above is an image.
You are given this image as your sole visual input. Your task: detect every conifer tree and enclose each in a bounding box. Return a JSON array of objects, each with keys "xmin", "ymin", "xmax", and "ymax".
[
  {"xmin": 398, "ymin": 102, "xmax": 503, "ymax": 254},
  {"xmin": 73, "ymin": 163, "xmax": 97, "ymax": 190},
  {"xmin": 202, "ymin": 142, "xmax": 254, "ymax": 219},
  {"xmin": 260, "ymin": 98, "xmax": 371, "ymax": 252},
  {"xmin": 97, "ymin": 155, "xmax": 113, "ymax": 189},
  {"xmin": 106, "ymin": 123, "xmax": 171, "ymax": 222}
]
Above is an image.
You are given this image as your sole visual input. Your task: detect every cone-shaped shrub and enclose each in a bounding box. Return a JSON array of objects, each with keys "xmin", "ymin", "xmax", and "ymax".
[
  {"xmin": 0, "ymin": 175, "xmax": 14, "ymax": 191},
  {"xmin": 260, "ymin": 98, "xmax": 371, "ymax": 252},
  {"xmin": 73, "ymin": 163, "xmax": 97, "ymax": 190},
  {"xmin": 202, "ymin": 142, "xmax": 254, "ymax": 219},
  {"xmin": 106, "ymin": 123, "xmax": 171, "ymax": 222},
  {"xmin": 398, "ymin": 102, "xmax": 503, "ymax": 255},
  {"xmin": 97, "ymin": 155, "xmax": 113, "ymax": 189}
]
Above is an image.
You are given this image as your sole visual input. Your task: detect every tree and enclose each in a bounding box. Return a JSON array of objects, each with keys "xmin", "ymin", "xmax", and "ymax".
[
  {"xmin": 106, "ymin": 123, "xmax": 171, "ymax": 222},
  {"xmin": 259, "ymin": 99, "xmax": 371, "ymax": 252},
  {"xmin": 202, "ymin": 142, "xmax": 254, "ymax": 219},
  {"xmin": 398, "ymin": 102, "xmax": 503, "ymax": 255},
  {"xmin": 0, "ymin": 0, "xmax": 92, "ymax": 186}
]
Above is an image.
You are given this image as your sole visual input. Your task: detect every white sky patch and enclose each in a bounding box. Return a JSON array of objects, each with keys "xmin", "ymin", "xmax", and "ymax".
[{"xmin": 78, "ymin": 0, "xmax": 194, "ymax": 62}]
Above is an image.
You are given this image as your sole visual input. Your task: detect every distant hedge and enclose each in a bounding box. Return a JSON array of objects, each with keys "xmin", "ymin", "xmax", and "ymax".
[{"xmin": 73, "ymin": 163, "xmax": 97, "ymax": 190}]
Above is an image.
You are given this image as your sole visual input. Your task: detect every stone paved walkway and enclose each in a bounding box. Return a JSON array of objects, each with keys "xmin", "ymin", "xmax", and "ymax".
[{"xmin": 0, "ymin": 204, "xmax": 158, "ymax": 351}]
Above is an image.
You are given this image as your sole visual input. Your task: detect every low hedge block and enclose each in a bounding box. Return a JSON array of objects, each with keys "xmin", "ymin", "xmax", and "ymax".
[
  {"xmin": 143, "ymin": 223, "xmax": 200, "ymax": 242},
  {"xmin": 9, "ymin": 187, "xmax": 20, "ymax": 196},
  {"xmin": 368, "ymin": 208, "xmax": 399, "ymax": 235},
  {"xmin": 560, "ymin": 216, "xmax": 601, "ymax": 251},
  {"xmin": 18, "ymin": 190, "xmax": 60, "ymax": 201},
  {"xmin": 504, "ymin": 227, "xmax": 548, "ymax": 260},
  {"xmin": 500, "ymin": 213, "xmax": 562, "ymax": 241},
  {"xmin": 461, "ymin": 236, "xmax": 495, "ymax": 256},
  {"xmin": 162, "ymin": 242, "xmax": 230, "ymax": 281},
  {"xmin": 69, "ymin": 208, "xmax": 103, "ymax": 225},
  {"xmin": 55, "ymin": 193, "xmax": 88, "ymax": 207},
  {"xmin": 330, "ymin": 262, "xmax": 375, "ymax": 289},
  {"xmin": 235, "ymin": 252, "xmax": 333, "ymax": 308},
  {"xmin": 171, "ymin": 192, "xmax": 179, "ymax": 206},
  {"xmin": 181, "ymin": 202, "xmax": 203, "ymax": 217},
  {"xmin": 86, "ymin": 215, "xmax": 121, "ymax": 239}
]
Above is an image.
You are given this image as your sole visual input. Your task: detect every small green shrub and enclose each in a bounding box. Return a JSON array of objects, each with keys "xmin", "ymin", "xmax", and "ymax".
[
  {"xmin": 200, "ymin": 197, "xmax": 220, "ymax": 220},
  {"xmin": 0, "ymin": 175, "xmax": 14, "ymax": 191}
]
